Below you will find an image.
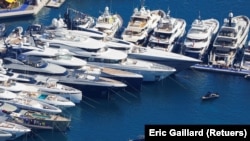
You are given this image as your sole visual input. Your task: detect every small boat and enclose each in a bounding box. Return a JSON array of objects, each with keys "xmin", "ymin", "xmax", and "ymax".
[{"xmin": 202, "ymin": 92, "xmax": 219, "ymax": 100}]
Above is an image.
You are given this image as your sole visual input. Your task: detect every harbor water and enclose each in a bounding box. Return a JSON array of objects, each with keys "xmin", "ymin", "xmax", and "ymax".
[{"xmin": 1, "ymin": 0, "xmax": 250, "ymax": 141}]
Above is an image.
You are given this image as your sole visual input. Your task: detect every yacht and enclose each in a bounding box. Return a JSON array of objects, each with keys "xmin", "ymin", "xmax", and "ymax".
[
  {"xmin": 7, "ymin": 109, "xmax": 71, "ymax": 132},
  {"xmin": 0, "ymin": 121, "xmax": 30, "ymax": 140},
  {"xmin": 79, "ymin": 65, "xmax": 143, "ymax": 91},
  {"xmin": 18, "ymin": 88, "xmax": 76, "ymax": 108},
  {"xmin": 182, "ymin": 15, "xmax": 219, "ymax": 59},
  {"xmin": 28, "ymin": 75, "xmax": 82, "ymax": 104},
  {"xmin": 0, "ymin": 88, "xmax": 17, "ymax": 101},
  {"xmin": 0, "ymin": 74, "xmax": 27, "ymax": 93},
  {"xmin": 33, "ymin": 28, "xmax": 176, "ymax": 82},
  {"xmin": 147, "ymin": 9, "xmax": 186, "ymax": 52},
  {"xmin": 121, "ymin": 0, "xmax": 165, "ymax": 45},
  {"xmin": 0, "ymin": 106, "xmax": 31, "ymax": 141},
  {"xmin": 2, "ymin": 55, "xmax": 127, "ymax": 98},
  {"xmin": 2, "ymin": 55, "xmax": 67, "ymax": 76},
  {"xmin": 63, "ymin": 7, "xmax": 95, "ymax": 30},
  {"xmin": 209, "ymin": 12, "xmax": 250, "ymax": 67},
  {"xmin": 100, "ymin": 37, "xmax": 201, "ymax": 73},
  {"xmin": 93, "ymin": 6, "xmax": 123, "ymax": 37},
  {"xmin": 1, "ymin": 96, "xmax": 62, "ymax": 114},
  {"xmin": 20, "ymin": 43, "xmax": 87, "ymax": 69}
]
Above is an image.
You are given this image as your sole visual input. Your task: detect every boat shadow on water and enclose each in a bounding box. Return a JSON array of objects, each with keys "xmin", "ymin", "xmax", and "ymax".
[{"xmin": 14, "ymin": 129, "xmax": 68, "ymax": 141}]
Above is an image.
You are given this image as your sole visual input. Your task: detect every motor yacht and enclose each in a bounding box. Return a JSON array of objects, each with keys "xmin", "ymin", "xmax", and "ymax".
[
  {"xmin": 28, "ymin": 75, "xmax": 82, "ymax": 104},
  {"xmin": 147, "ymin": 9, "xmax": 186, "ymax": 52},
  {"xmin": 182, "ymin": 15, "xmax": 219, "ymax": 60},
  {"xmin": 2, "ymin": 55, "xmax": 67, "ymax": 76},
  {"xmin": 93, "ymin": 6, "xmax": 123, "ymax": 37},
  {"xmin": 0, "ymin": 105, "xmax": 31, "ymax": 140},
  {"xmin": 18, "ymin": 88, "xmax": 76, "ymax": 108},
  {"xmin": 0, "ymin": 88, "xmax": 17, "ymax": 101},
  {"xmin": 209, "ymin": 12, "xmax": 250, "ymax": 67},
  {"xmin": 121, "ymin": 0, "xmax": 165, "ymax": 45},
  {"xmin": 97, "ymin": 37, "xmax": 201, "ymax": 73},
  {"xmin": 20, "ymin": 43, "xmax": 87, "ymax": 69},
  {"xmin": 1, "ymin": 96, "xmax": 62, "ymax": 114},
  {"xmin": 33, "ymin": 29, "xmax": 175, "ymax": 82},
  {"xmin": 0, "ymin": 121, "xmax": 30, "ymax": 140},
  {"xmin": 7, "ymin": 109, "xmax": 71, "ymax": 132},
  {"xmin": 0, "ymin": 74, "xmax": 27, "ymax": 93}
]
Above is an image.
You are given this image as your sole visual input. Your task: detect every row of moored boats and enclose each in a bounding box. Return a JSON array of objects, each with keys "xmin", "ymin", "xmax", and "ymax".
[{"xmin": 0, "ymin": 1, "xmax": 250, "ymax": 140}]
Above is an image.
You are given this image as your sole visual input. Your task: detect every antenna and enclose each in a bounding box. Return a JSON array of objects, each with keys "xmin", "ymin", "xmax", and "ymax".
[
  {"xmin": 140, "ymin": 0, "xmax": 145, "ymax": 9},
  {"xmin": 198, "ymin": 11, "xmax": 201, "ymax": 21}
]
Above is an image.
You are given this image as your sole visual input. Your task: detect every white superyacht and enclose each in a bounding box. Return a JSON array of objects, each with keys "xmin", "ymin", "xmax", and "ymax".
[
  {"xmin": 147, "ymin": 9, "xmax": 186, "ymax": 52},
  {"xmin": 182, "ymin": 15, "xmax": 219, "ymax": 59},
  {"xmin": 209, "ymin": 12, "xmax": 250, "ymax": 67}
]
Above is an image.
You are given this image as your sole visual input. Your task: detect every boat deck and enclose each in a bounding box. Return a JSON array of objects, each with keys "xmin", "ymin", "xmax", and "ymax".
[{"xmin": 101, "ymin": 67, "xmax": 141, "ymax": 77}]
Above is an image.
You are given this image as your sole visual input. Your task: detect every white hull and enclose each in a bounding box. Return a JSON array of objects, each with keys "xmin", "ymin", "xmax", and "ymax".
[
  {"xmin": 147, "ymin": 10, "xmax": 186, "ymax": 52},
  {"xmin": 183, "ymin": 18, "xmax": 219, "ymax": 59},
  {"xmin": 88, "ymin": 59, "xmax": 176, "ymax": 82},
  {"xmin": 210, "ymin": 13, "xmax": 250, "ymax": 66},
  {"xmin": 0, "ymin": 121, "xmax": 30, "ymax": 140}
]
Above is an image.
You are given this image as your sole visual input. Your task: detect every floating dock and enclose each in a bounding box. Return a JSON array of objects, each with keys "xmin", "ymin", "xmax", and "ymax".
[
  {"xmin": 190, "ymin": 64, "xmax": 250, "ymax": 77},
  {"xmin": 0, "ymin": 0, "xmax": 49, "ymax": 19},
  {"xmin": 46, "ymin": 0, "xmax": 66, "ymax": 8}
]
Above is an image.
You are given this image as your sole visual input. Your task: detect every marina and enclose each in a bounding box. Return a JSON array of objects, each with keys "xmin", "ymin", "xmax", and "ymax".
[{"xmin": 0, "ymin": 0, "xmax": 249, "ymax": 141}]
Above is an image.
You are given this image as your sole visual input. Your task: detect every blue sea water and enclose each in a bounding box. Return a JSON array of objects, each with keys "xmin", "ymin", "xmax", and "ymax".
[{"xmin": 2, "ymin": 0, "xmax": 250, "ymax": 141}]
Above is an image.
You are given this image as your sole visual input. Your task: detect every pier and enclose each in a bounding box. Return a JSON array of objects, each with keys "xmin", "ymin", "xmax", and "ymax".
[
  {"xmin": 0, "ymin": 0, "xmax": 49, "ymax": 19},
  {"xmin": 46, "ymin": 0, "xmax": 66, "ymax": 8}
]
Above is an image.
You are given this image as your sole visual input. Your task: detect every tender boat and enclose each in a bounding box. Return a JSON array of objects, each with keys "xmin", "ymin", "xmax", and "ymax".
[
  {"xmin": 147, "ymin": 8, "xmax": 186, "ymax": 52},
  {"xmin": 182, "ymin": 15, "xmax": 219, "ymax": 60},
  {"xmin": 202, "ymin": 92, "xmax": 219, "ymax": 100},
  {"xmin": 209, "ymin": 12, "xmax": 250, "ymax": 67},
  {"xmin": 93, "ymin": 6, "xmax": 123, "ymax": 37}
]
